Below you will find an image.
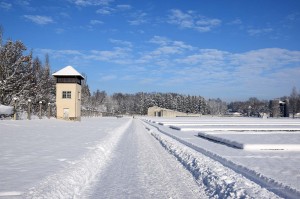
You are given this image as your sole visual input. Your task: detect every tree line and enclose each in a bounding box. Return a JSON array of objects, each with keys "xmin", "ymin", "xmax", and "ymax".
[
  {"xmin": 81, "ymin": 89, "xmax": 210, "ymax": 115},
  {"xmin": 1, "ymin": 31, "xmax": 299, "ymax": 117}
]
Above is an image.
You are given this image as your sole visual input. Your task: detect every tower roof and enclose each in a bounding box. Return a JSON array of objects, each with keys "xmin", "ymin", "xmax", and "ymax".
[{"xmin": 52, "ymin": 65, "xmax": 84, "ymax": 79}]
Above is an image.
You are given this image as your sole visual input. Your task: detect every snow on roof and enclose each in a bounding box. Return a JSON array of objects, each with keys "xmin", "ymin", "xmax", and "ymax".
[{"xmin": 52, "ymin": 66, "xmax": 84, "ymax": 79}]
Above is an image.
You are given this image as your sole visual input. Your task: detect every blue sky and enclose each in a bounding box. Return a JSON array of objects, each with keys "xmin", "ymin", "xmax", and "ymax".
[{"xmin": 1, "ymin": 0, "xmax": 300, "ymax": 101}]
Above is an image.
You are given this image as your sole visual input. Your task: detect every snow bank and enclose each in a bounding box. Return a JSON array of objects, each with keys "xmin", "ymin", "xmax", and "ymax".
[
  {"xmin": 24, "ymin": 119, "xmax": 132, "ymax": 199},
  {"xmin": 0, "ymin": 104, "xmax": 13, "ymax": 115},
  {"xmin": 143, "ymin": 122, "xmax": 281, "ymax": 199}
]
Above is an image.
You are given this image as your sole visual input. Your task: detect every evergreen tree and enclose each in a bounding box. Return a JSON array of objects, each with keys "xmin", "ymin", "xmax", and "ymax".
[{"xmin": 81, "ymin": 73, "xmax": 91, "ymax": 108}]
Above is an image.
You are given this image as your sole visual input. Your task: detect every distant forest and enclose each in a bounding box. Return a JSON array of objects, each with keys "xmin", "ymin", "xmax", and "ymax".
[{"xmin": 1, "ymin": 31, "xmax": 300, "ymax": 117}]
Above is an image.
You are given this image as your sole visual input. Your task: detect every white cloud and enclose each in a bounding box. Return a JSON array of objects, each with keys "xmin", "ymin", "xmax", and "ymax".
[
  {"xmin": 176, "ymin": 48, "xmax": 300, "ymax": 75},
  {"xmin": 168, "ymin": 9, "xmax": 221, "ymax": 32},
  {"xmin": 36, "ymin": 49, "xmax": 82, "ymax": 59},
  {"xmin": 0, "ymin": 2, "xmax": 12, "ymax": 10},
  {"xmin": 96, "ymin": 7, "xmax": 115, "ymax": 15},
  {"xmin": 172, "ymin": 48, "xmax": 300, "ymax": 96},
  {"xmin": 149, "ymin": 36, "xmax": 170, "ymax": 45},
  {"xmin": 173, "ymin": 41, "xmax": 194, "ymax": 51},
  {"xmin": 231, "ymin": 48, "xmax": 300, "ymax": 77},
  {"xmin": 153, "ymin": 46, "xmax": 182, "ymax": 55},
  {"xmin": 36, "ymin": 43, "xmax": 300, "ymax": 100},
  {"xmin": 96, "ymin": 4, "xmax": 131, "ymax": 15},
  {"xmin": 16, "ymin": 0, "xmax": 35, "ymax": 11},
  {"xmin": 196, "ymin": 18, "xmax": 220, "ymax": 26},
  {"xmin": 37, "ymin": 48, "xmax": 129, "ymax": 64},
  {"xmin": 168, "ymin": 9, "xmax": 193, "ymax": 28},
  {"xmin": 99, "ymin": 74, "xmax": 117, "ymax": 81},
  {"xmin": 247, "ymin": 28, "xmax": 273, "ymax": 36},
  {"xmin": 39, "ymin": 44, "xmax": 300, "ymax": 74},
  {"xmin": 55, "ymin": 28, "xmax": 65, "ymax": 34},
  {"xmin": 85, "ymin": 47, "xmax": 132, "ymax": 64},
  {"xmin": 90, "ymin": 19, "xmax": 103, "ymax": 25},
  {"xmin": 128, "ymin": 11, "xmax": 147, "ymax": 25},
  {"xmin": 116, "ymin": 4, "xmax": 131, "ymax": 10},
  {"xmin": 136, "ymin": 37, "xmax": 194, "ymax": 66},
  {"xmin": 176, "ymin": 49, "xmax": 229, "ymax": 66},
  {"xmin": 109, "ymin": 39, "xmax": 132, "ymax": 47},
  {"xmin": 139, "ymin": 78, "xmax": 157, "ymax": 84},
  {"xmin": 59, "ymin": 50, "xmax": 83, "ymax": 55},
  {"xmin": 71, "ymin": 0, "xmax": 113, "ymax": 6},
  {"xmin": 149, "ymin": 36, "xmax": 194, "ymax": 50},
  {"xmin": 60, "ymin": 12, "xmax": 71, "ymax": 18},
  {"xmin": 16, "ymin": 0, "xmax": 30, "ymax": 6},
  {"xmin": 150, "ymin": 43, "xmax": 193, "ymax": 57},
  {"xmin": 228, "ymin": 19, "xmax": 242, "ymax": 25},
  {"xmin": 286, "ymin": 12, "xmax": 300, "ymax": 21},
  {"xmin": 23, "ymin": 15, "xmax": 54, "ymax": 25},
  {"xmin": 120, "ymin": 75, "xmax": 135, "ymax": 80}
]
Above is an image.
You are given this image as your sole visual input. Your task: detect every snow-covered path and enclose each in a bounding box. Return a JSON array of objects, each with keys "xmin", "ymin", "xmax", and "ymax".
[
  {"xmin": 0, "ymin": 117, "xmax": 288, "ymax": 198},
  {"xmin": 86, "ymin": 119, "xmax": 205, "ymax": 199}
]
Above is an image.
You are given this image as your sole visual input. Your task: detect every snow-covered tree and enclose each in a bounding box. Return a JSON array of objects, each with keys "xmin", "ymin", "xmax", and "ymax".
[
  {"xmin": 207, "ymin": 98, "xmax": 227, "ymax": 115},
  {"xmin": 91, "ymin": 89, "xmax": 107, "ymax": 112},
  {"xmin": 81, "ymin": 73, "xmax": 91, "ymax": 108},
  {"xmin": 26, "ymin": 54, "xmax": 55, "ymax": 115},
  {"xmin": 0, "ymin": 39, "xmax": 33, "ymax": 106}
]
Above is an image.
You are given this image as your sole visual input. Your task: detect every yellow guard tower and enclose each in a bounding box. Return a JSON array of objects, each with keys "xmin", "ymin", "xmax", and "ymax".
[{"xmin": 52, "ymin": 66, "xmax": 84, "ymax": 121}]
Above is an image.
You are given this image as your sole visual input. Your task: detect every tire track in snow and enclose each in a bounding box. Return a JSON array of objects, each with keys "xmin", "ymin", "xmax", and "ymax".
[{"xmin": 23, "ymin": 119, "xmax": 132, "ymax": 199}]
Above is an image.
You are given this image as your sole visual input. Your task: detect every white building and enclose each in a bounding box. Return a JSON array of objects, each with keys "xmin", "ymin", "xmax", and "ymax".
[{"xmin": 148, "ymin": 106, "xmax": 201, "ymax": 117}]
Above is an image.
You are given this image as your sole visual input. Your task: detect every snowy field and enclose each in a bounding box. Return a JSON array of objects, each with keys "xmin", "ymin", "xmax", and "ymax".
[
  {"xmin": 145, "ymin": 116, "xmax": 300, "ymax": 199},
  {"xmin": 0, "ymin": 117, "xmax": 131, "ymax": 198},
  {"xmin": 0, "ymin": 116, "xmax": 299, "ymax": 198}
]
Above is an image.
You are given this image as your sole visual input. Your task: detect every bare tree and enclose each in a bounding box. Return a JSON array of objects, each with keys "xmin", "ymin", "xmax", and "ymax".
[{"xmin": 289, "ymin": 87, "xmax": 299, "ymax": 118}]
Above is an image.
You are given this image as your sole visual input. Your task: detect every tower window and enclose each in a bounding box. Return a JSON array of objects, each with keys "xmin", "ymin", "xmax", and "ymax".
[{"xmin": 62, "ymin": 91, "xmax": 71, "ymax": 99}]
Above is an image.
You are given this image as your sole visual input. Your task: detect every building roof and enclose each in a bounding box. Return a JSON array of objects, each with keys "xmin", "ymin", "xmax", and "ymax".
[{"xmin": 52, "ymin": 65, "xmax": 84, "ymax": 79}]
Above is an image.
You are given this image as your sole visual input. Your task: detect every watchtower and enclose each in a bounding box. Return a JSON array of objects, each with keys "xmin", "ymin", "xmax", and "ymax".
[{"xmin": 52, "ymin": 66, "xmax": 84, "ymax": 120}]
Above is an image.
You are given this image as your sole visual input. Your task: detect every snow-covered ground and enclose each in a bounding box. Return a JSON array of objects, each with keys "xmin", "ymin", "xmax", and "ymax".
[
  {"xmin": 0, "ymin": 117, "xmax": 131, "ymax": 198},
  {"xmin": 144, "ymin": 116, "xmax": 300, "ymax": 199},
  {"xmin": 0, "ymin": 116, "xmax": 298, "ymax": 198}
]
